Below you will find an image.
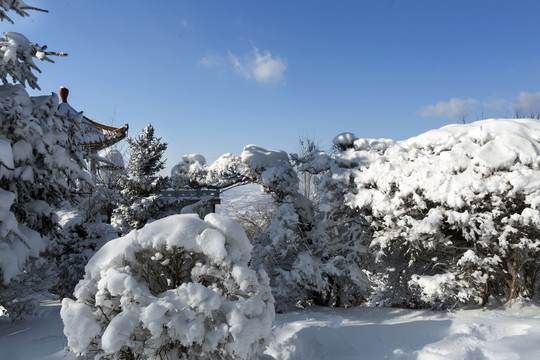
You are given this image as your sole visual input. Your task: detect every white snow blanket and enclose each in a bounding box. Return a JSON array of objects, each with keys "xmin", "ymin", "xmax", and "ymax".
[{"xmin": 4, "ymin": 299, "xmax": 540, "ymax": 360}]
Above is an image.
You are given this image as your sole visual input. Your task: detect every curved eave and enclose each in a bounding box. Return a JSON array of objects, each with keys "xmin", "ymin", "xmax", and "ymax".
[{"xmin": 76, "ymin": 117, "xmax": 129, "ymax": 153}]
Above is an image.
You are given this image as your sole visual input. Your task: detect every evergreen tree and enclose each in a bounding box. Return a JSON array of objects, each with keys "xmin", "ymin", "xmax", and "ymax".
[
  {"xmin": 0, "ymin": 2, "xmax": 85, "ymax": 318},
  {"xmin": 114, "ymin": 124, "xmax": 168, "ymax": 231}
]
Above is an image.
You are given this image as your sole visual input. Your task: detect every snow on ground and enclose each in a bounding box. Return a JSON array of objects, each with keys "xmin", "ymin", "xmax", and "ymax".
[
  {"xmin": 265, "ymin": 304, "xmax": 540, "ymax": 360},
  {"xmin": 216, "ymin": 183, "xmax": 272, "ymax": 218},
  {"xmin": 2, "ymin": 299, "xmax": 540, "ymax": 360},
  {"xmin": 0, "ymin": 296, "xmax": 75, "ymax": 360}
]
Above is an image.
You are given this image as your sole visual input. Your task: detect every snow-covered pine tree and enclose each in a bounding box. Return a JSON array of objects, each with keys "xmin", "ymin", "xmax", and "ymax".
[
  {"xmin": 0, "ymin": 2, "xmax": 87, "ymax": 318},
  {"xmin": 1, "ymin": 86, "xmax": 88, "ymax": 237},
  {"xmin": 114, "ymin": 124, "xmax": 168, "ymax": 231},
  {"xmin": 94, "ymin": 147, "xmax": 126, "ymax": 224}
]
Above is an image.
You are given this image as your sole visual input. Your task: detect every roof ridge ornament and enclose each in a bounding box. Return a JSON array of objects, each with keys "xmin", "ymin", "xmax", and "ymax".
[
  {"xmin": 59, "ymin": 86, "xmax": 69, "ymax": 103},
  {"xmin": 58, "ymin": 86, "xmax": 129, "ymax": 153}
]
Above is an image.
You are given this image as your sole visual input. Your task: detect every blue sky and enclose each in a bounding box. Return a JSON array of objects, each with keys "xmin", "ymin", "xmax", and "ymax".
[{"xmin": 5, "ymin": 0, "xmax": 540, "ymax": 172}]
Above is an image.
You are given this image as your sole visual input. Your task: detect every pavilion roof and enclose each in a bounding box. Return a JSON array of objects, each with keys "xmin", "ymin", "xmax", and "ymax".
[{"xmin": 57, "ymin": 87, "xmax": 129, "ymax": 153}]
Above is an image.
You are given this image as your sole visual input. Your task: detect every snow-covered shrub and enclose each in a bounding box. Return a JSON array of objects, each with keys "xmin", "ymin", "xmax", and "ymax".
[
  {"xmin": 61, "ymin": 214, "xmax": 274, "ymax": 359},
  {"xmin": 0, "ymin": 187, "xmax": 43, "ymax": 284},
  {"xmin": 332, "ymin": 119, "xmax": 540, "ymax": 308},
  {"xmin": 0, "ymin": 256, "xmax": 56, "ymax": 320},
  {"xmin": 171, "ymin": 144, "xmax": 371, "ymax": 311},
  {"xmin": 114, "ymin": 124, "xmax": 168, "ymax": 232},
  {"xmin": 50, "ymin": 204, "xmax": 118, "ymax": 298},
  {"xmin": 292, "ymin": 143, "xmax": 371, "ymax": 308}
]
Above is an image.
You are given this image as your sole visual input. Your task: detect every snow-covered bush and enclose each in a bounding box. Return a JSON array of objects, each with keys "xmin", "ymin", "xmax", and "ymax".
[
  {"xmin": 50, "ymin": 204, "xmax": 118, "ymax": 298},
  {"xmin": 0, "ymin": 255, "xmax": 56, "ymax": 320},
  {"xmin": 171, "ymin": 145, "xmax": 370, "ymax": 311},
  {"xmin": 292, "ymin": 142, "xmax": 371, "ymax": 308},
  {"xmin": 61, "ymin": 213, "xmax": 274, "ymax": 359},
  {"xmin": 329, "ymin": 119, "xmax": 540, "ymax": 308},
  {"xmin": 0, "ymin": 187, "xmax": 49, "ymax": 319}
]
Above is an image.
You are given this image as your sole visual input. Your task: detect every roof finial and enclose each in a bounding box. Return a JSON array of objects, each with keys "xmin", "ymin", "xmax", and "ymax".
[{"xmin": 59, "ymin": 86, "xmax": 69, "ymax": 103}]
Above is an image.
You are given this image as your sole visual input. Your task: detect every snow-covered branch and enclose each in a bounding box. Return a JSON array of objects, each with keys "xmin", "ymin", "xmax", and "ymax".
[
  {"xmin": 0, "ymin": 32, "xmax": 67, "ymax": 90},
  {"xmin": 0, "ymin": 0, "xmax": 47, "ymax": 24}
]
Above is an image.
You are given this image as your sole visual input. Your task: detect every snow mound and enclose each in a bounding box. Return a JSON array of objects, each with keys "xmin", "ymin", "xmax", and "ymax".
[
  {"xmin": 171, "ymin": 153, "xmax": 207, "ymax": 187},
  {"xmin": 61, "ymin": 214, "xmax": 274, "ymax": 359},
  {"xmin": 241, "ymin": 145, "xmax": 289, "ymax": 171},
  {"xmin": 98, "ymin": 147, "xmax": 124, "ymax": 168}
]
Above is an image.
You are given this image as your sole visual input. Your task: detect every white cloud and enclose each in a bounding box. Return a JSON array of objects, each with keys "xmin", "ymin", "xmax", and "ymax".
[
  {"xmin": 251, "ymin": 49, "xmax": 288, "ymax": 83},
  {"xmin": 199, "ymin": 55, "xmax": 225, "ymax": 68},
  {"xmin": 227, "ymin": 48, "xmax": 287, "ymax": 84},
  {"xmin": 418, "ymin": 97, "xmax": 479, "ymax": 119},
  {"xmin": 417, "ymin": 91, "xmax": 540, "ymax": 121},
  {"xmin": 481, "ymin": 98, "xmax": 507, "ymax": 111},
  {"xmin": 227, "ymin": 51, "xmax": 250, "ymax": 78},
  {"xmin": 512, "ymin": 92, "xmax": 540, "ymax": 115},
  {"xmin": 201, "ymin": 47, "xmax": 287, "ymax": 84}
]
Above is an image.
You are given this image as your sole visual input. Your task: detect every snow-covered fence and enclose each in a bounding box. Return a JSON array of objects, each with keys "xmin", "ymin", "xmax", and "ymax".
[{"xmin": 160, "ymin": 187, "xmax": 221, "ymax": 218}]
